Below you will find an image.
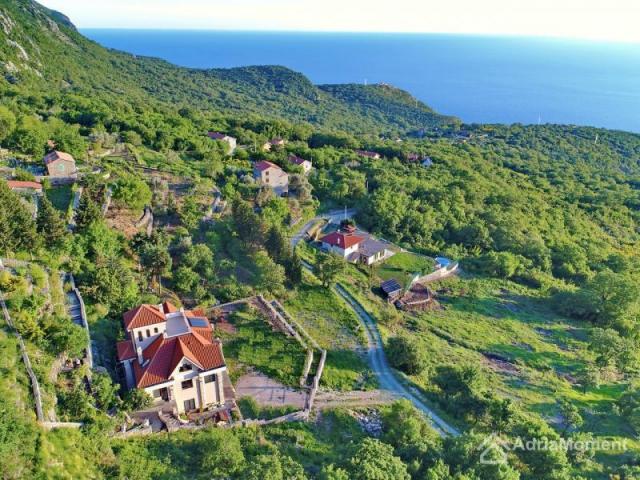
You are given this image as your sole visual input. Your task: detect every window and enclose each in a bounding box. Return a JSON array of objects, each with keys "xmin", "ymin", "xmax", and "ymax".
[
  {"xmin": 152, "ymin": 389, "xmax": 162, "ymax": 398},
  {"xmin": 179, "ymin": 363, "xmax": 192, "ymax": 372},
  {"xmin": 137, "ymin": 331, "xmax": 143, "ymax": 342},
  {"xmin": 181, "ymin": 379, "xmax": 193, "ymax": 390},
  {"xmin": 154, "ymin": 327, "xmax": 158, "ymax": 334},
  {"xmin": 204, "ymin": 374, "xmax": 217, "ymax": 384},
  {"xmin": 146, "ymin": 329, "xmax": 151, "ymax": 337},
  {"xmin": 183, "ymin": 399, "xmax": 196, "ymax": 412}
]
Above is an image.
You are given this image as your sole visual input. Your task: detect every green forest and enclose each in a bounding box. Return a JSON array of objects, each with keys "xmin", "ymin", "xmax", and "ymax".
[{"xmin": 1, "ymin": 0, "xmax": 640, "ymax": 478}]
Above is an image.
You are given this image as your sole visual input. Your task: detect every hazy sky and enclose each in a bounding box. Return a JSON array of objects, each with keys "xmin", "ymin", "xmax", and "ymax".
[{"xmin": 39, "ymin": 0, "xmax": 640, "ymax": 43}]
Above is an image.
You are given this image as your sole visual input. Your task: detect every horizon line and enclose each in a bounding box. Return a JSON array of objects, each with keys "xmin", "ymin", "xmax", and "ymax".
[{"xmin": 77, "ymin": 27, "xmax": 640, "ymax": 46}]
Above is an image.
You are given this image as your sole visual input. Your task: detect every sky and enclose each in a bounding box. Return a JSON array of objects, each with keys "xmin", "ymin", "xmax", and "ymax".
[{"xmin": 38, "ymin": 0, "xmax": 640, "ymax": 43}]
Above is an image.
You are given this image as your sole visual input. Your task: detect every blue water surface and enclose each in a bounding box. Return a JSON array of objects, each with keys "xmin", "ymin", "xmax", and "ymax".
[{"xmin": 82, "ymin": 29, "xmax": 640, "ymax": 132}]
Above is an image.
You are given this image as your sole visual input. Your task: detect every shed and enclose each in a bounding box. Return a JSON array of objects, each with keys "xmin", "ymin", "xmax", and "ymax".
[{"xmin": 380, "ymin": 279, "xmax": 403, "ymax": 301}]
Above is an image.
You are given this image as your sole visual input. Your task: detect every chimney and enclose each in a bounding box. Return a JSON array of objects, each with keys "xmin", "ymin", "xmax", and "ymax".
[
  {"xmin": 136, "ymin": 346, "xmax": 144, "ymax": 365},
  {"xmin": 158, "ymin": 303, "xmax": 164, "ymax": 314}
]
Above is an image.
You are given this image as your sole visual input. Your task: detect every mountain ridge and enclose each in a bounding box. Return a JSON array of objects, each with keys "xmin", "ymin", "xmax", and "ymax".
[{"xmin": 0, "ymin": 0, "xmax": 457, "ymax": 134}]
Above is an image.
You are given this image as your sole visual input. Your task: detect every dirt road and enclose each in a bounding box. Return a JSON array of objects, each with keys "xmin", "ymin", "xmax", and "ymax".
[{"xmin": 291, "ymin": 214, "xmax": 460, "ymax": 437}]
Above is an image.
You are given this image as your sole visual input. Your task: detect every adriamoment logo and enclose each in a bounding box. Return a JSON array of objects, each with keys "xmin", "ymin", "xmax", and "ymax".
[{"xmin": 477, "ymin": 433, "xmax": 628, "ymax": 465}]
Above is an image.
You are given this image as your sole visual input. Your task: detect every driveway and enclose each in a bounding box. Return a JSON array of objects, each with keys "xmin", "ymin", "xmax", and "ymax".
[
  {"xmin": 291, "ymin": 208, "xmax": 357, "ymax": 247},
  {"xmin": 235, "ymin": 372, "xmax": 307, "ymax": 409},
  {"xmin": 291, "ymin": 215, "xmax": 459, "ymax": 437},
  {"xmin": 334, "ymin": 284, "xmax": 459, "ymax": 437}
]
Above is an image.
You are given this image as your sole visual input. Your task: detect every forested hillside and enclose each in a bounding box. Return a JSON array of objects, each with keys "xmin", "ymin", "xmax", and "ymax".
[
  {"xmin": 0, "ymin": 0, "xmax": 453, "ymax": 135},
  {"xmin": 2, "ymin": 0, "xmax": 640, "ymax": 479}
]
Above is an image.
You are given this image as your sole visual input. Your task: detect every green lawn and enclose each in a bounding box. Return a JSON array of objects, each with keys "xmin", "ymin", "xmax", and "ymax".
[
  {"xmin": 221, "ymin": 308, "xmax": 307, "ymax": 387},
  {"xmin": 284, "ymin": 272, "xmax": 374, "ymax": 391},
  {"xmin": 375, "ymin": 251, "xmax": 434, "ymax": 286},
  {"xmin": 46, "ymin": 185, "xmax": 73, "ymax": 212}
]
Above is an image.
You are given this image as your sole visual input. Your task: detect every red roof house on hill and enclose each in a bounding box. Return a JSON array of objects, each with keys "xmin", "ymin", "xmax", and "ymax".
[
  {"xmin": 320, "ymin": 231, "xmax": 366, "ymax": 259},
  {"xmin": 43, "ymin": 151, "xmax": 76, "ymax": 177},
  {"xmin": 253, "ymin": 161, "xmax": 289, "ymax": 196},
  {"xmin": 116, "ymin": 302, "xmax": 229, "ymax": 414},
  {"xmin": 288, "ymin": 154, "xmax": 312, "ymax": 174}
]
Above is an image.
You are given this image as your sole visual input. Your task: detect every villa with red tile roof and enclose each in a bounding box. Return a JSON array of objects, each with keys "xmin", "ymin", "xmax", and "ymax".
[
  {"xmin": 288, "ymin": 154, "xmax": 312, "ymax": 174},
  {"xmin": 43, "ymin": 151, "xmax": 77, "ymax": 178},
  {"xmin": 116, "ymin": 302, "xmax": 229, "ymax": 414},
  {"xmin": 253, "ymin": 160, "xmax": 289, "ymax": 196},
  {"xmin": 320, "ymin": 227, "xmax": 393, "ymax": 265},
  {"xmin": 207, "ymin": 131, "xmax": 237, "ymax": 154}
]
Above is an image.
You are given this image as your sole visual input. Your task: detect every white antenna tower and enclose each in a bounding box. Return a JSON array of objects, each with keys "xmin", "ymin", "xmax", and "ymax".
[
  {"xmin": 364, "ymin": 78, "xmax": 368, "ymax": 86},
  {"xmin": 537, "ymin": 114, "xmax": 541, "ymax": 125},
  {"xmin": 595, "ymin": 133, "xmax": 599, "ymax": 145}
]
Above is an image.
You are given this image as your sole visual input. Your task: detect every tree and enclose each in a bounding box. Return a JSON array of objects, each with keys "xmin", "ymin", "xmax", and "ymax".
[
  {"xmin": 487, "ymin": 397, "xmax": 515, "ymax": 434},
  {"xmin": 84, "ymin": 258, "xmax": 139, "ymax": 310},
  {"xmin": 576, "ymin": 364, "xmax": 601, "ymax": 394},
  {"xmin": 387, "ymin": 335, "xmax": 427, "ymax": 375},
  {"xmin": 9, "ymin": 116, "xmax": 47, "ymax": 156},
  {"xmin": 50, "ymin": 321, "xmax": 87, "ymax": 358},
  {"xmin": 231, "ymin": 198, "xmax": 264, "ymax": 249},
  {"xmin": 122, "ymin": 389, "xmax": 152, "ymax": 412},
  {"xmin": 112, "ymin": 175, "xmax": 152, "ymax": 210},
  {"xmin": 179, "ymin": 195, "xmax": 201, "ymax": 230},
  {"xmin": 557, "ymin": 271, "xmax": 640, "ymax": 330},
  {"xmin": 199, "ymin": 429, "xmax": 246, "ymax": 478},
  {"xmin": 173, "ymin": 266, "xmax": 200, "ymax": 296},
  {"xmin": 36, "ymin": 195, "xmax": 67, "ymax": 248},
  {"xmin": 589, "ymin": 328, "xmax": 639, "ymax": 373},
  {"xmin": 432, "ymin": 364, "xmax": 481, "ymax": 401},
  {"xmin": 0, "ymin": 181, "xmax": 38, "ymax": 254},
  {"xmin": 347, "ymin": 438, "xmax": 411, "ymax": 480},
  {"xmin": 265, "ymin": 225, "xmax": 288, "ymax": 263},
  {"xmin": 282, "ymin": 251, "xmax": 303, "ymax": 286},
  {"xmin": 617, "ymin": 385, "xmax": 640, "ymax": 434},
  {"xmin": 319, "ymin": 465, "xmax": 350, "ymax": 480},
  {"xmin": 559, "ymin": 399, "xmax": 583, "ymax": 434},
  {"xmin": 317, "ymin": 253, "xmax": 344, "ymax": 288},
  {"xmin": 92, "ymin": 372, "xmax": 120, "ymax": 410},
  {"xmin": 252, "ymin": 251, "xmax": 286, "ymax": 294},
  {"xmin": 0, "ymin": 106, "xmax": 16, "ymax": 143},
  {"xmin": 75, "ymin": 193, "xmax": 102, "ymax": 231},
  {"xmin": 140, "ymin": 243, "xmax": 172, "ymax": 293},
  {"xmin": 48, "ymin": 119, "xmax": 86, "ymax": 159}
]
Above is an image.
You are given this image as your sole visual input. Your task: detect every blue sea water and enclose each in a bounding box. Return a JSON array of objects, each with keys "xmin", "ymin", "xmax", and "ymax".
[{"xmin": 82, "ymin": 29, "xmax": 640, "ymax": 133}]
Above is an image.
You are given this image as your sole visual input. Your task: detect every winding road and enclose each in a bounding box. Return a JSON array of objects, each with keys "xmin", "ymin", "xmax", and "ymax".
[{"xmin": 291, "ymin": 215, "xmax": 459, "ymax": 437}]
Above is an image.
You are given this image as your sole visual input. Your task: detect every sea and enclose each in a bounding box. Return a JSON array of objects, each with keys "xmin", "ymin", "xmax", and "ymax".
[{"xmin": 82, "ymin": 30, "xmax": 640, "ymax": 133}]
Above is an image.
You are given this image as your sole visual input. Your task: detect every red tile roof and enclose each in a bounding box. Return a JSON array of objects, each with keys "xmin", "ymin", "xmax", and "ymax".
[
  {"xmin": 133, "ymin": 333, "xmax": 225, "ymax": 389},
  {"xmin": 207, "ymin": 131, "xmax": 226, "ymax": 140},
  {"xmin": 288, "ymin": 154, "xmax": 309, "ymax": 166},
  {"xmin": 321, "ymin": 231, "xmax": 365, "ymax": 249},
  {"xmin": 7, "ymin": 180, "xmax": 42, "ymax": 191},
  {"xmin": 116, "ymin": 340, "xmax": 136, "ymax": 361},
  {"xmin": 43, "ymin": 150, "xmax": 75, "ymax": 165},
  {"xmin": 254, "ymin": 160, "xmax": 281, "ymax": 172},
  {"xmin": 123, "ymin": 304, "xmax": 166, "ymax": 330}
]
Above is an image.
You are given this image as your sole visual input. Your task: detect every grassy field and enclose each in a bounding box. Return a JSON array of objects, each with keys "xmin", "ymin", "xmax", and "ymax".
[
  {"xmin": 374, "ymin": 251, "xmax": 434, "ymax": 286},
  {"xmin": 297, "ymin": 240, "xmax": 638, "ymax": 475},
  {"xmin": 284, "ymin": 272, "xmax": 375, "ymax": 391},
  {"xmin": 46, "ymin": 185, "xmax": 73, "ymax": 212},
  {"xmin": 220, "ymin": 309, "xmax": 307, "ymax": 387}
]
